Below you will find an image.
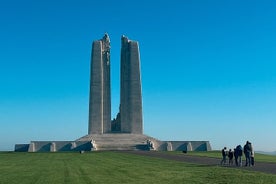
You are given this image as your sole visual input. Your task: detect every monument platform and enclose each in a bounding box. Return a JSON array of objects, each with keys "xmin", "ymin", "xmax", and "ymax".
[{"xmin": 15, "ymin": 133, "xmax": 211, "ymax": 152}]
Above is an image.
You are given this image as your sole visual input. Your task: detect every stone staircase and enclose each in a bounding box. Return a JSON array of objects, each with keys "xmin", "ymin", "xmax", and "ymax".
[{"xmin": 76, "ymin": 133, "xmax": 158, "ymax": 151}]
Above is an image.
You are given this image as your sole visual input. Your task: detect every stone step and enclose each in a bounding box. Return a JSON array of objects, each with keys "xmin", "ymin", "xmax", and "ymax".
[
  {"xmin": 76, "ymin": 134, "xmax": 158, "ymax": 141},
  {"xmin": 76, "ymin": 133, "xmax": 159, "ymax": 151},
  {"xmin": 97, "ymin": 147, "xmax": 141, "ymax": 151},
  {"xmin": 95, "ymin": 144, "xmax": 148, "ymax": 151}
]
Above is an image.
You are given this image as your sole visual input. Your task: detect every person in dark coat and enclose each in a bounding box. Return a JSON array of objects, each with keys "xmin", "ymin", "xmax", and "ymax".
[
  {"xmin": 236, "ymin": 145, "xmax": 243, "ymax": 167},
  {"xmin": 244, "ymin": 141, "xmax": 252, "ymax": 166},
  {"xmin": 234, "ymin": 148, "xmax": 239, "ymax": 166},
  {"xmin": 220, "ymin": 147, "xmax": 227, "ymax": 165},
  {"xmin": 228, "ymin": 149, "xmax": 234, "ymax": 165}
]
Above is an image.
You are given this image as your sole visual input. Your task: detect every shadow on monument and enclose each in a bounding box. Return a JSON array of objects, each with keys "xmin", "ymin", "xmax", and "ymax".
[
  {"xmin": 37, "ymin": 143, "xmax": 51, "ymax": 152},
  {"xmin": 136, "ymin": 144, "xmax": 149, "ymax": 150}
]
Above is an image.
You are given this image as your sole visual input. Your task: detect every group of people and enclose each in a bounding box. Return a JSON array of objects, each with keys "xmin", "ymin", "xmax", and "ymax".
[{"xmin": 221, "ymin": 141, "xmax": 254, "ymax": 167}]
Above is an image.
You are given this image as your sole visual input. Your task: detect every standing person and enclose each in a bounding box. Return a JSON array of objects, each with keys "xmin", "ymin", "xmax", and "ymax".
[
  {"xmin": 244, "ymin": 141, "xmax": 252, "ymax": 166},
  {"xmin": 234, "ymin": 148, "xmax": 239, "ymax": 166},
  {"xmin": 228, "ymin": 149, "xmax": 234, "ymax": 165},
  {"xmin": 236, "ymin": 145, "xmax": 243, "ymax": 167},
  {"xmin": 251, "ymin": 143, "xmax": 255, "ymax": 166},
  {"xmin": 220, "ymin": 147, "xmax": 227, "ymax": 165}
]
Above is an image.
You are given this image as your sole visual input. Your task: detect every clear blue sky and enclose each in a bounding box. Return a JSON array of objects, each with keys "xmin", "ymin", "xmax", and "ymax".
[{"xmin": 1, "ymin": 0, "xmax": 276, "ymax": 152}]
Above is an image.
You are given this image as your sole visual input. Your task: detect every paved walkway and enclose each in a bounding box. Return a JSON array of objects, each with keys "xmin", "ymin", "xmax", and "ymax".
[{"xmin": 122, "ymin": 151, "xmax": 276, "ymax": 175}]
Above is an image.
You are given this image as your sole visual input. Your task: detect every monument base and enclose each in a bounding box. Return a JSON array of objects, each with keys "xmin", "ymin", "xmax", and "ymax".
[{"xmin": 15, "ymin": 133, "xmax": 211, "ymax": 152}]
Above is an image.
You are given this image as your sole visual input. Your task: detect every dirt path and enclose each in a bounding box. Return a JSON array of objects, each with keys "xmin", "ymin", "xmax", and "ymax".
[{"xmin": 121, "ymin": 151, "xmax": 276, "ymax": 175}]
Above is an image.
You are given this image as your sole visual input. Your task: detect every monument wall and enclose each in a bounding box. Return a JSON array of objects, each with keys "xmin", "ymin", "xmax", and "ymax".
[
  {"xmin": 19, "ymin": 141, "xmax": 93, "ymax": 152},
  {"xmin": 15, "ymin": 140, "xmax": 211, "ymax": 152}
]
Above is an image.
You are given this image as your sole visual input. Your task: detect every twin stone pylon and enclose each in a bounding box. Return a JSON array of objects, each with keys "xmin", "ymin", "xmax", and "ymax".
[
  {"xmin": 88, "ymin": 33, "xmax": 143, "ymax": 135},
  {"xmin": 14, "ymin": 34, "xmax": 212, "ymax": 152}
]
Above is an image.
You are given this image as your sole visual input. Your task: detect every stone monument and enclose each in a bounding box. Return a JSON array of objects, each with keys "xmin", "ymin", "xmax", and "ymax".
[
  {"xmin": 14, "ymin": 34, "xmax": 211, "ymax": 152},
  {"xmin": 88, "ymin": 34, "xmax": 143, "ymax": 134}
]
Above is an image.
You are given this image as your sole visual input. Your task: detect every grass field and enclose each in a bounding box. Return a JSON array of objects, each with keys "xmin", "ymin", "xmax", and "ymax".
[{"xmin": 0, "ymin": 151, "xmax": 276, "ymax": 184}]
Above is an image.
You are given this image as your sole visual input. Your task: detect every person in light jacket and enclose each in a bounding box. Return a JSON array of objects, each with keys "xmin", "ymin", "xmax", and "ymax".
[{"xmin": 251, "ymin": 144, "xmax": 255, "ymax": 166}]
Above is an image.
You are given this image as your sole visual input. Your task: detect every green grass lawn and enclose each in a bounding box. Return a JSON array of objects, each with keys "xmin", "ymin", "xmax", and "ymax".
[{"xmin": 0, "ymin": 151, "xmax": 275, "ymax": 184}]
